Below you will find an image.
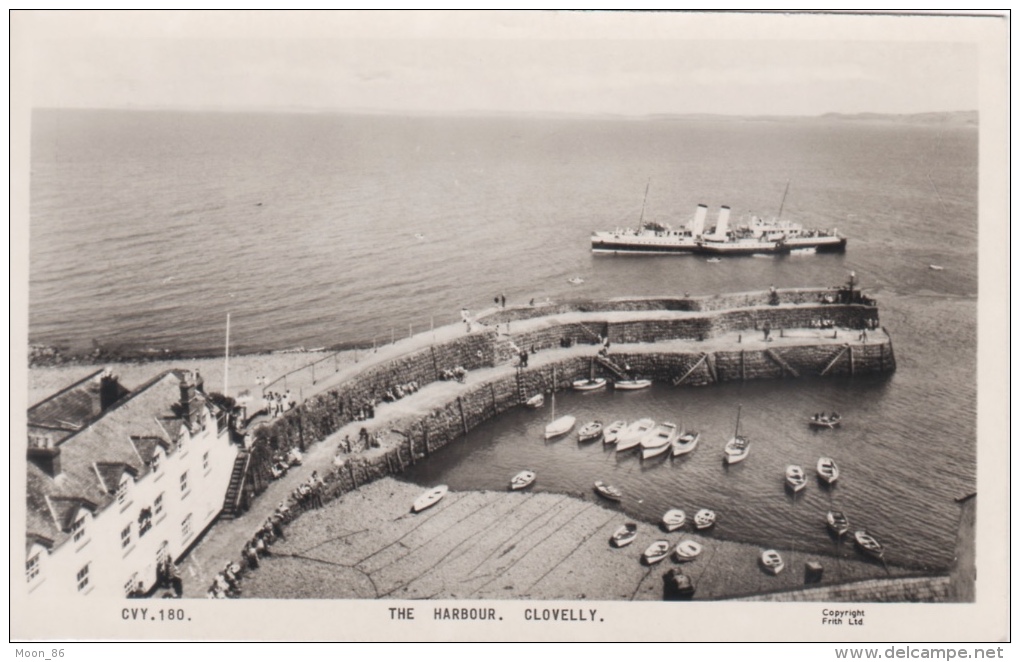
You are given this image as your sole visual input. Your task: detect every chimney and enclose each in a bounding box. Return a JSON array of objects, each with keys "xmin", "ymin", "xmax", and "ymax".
[
  {"xmin": 99, "ymin": 370, "xmax": 127, "ymax": 410},
  {"xmin": 28, "ymin": 446, "xmax": 62, "ymax": 477},
  {"xmin": 691, "ymin": 204, "xmax": 708, "ymax": 237},
  {"xmin": 715, "ymin": 206, "xmax": 731, "ymax": 238},
  {"xmin": 179, "ymin": 372, "xmax": 200, "ymax": 428}
]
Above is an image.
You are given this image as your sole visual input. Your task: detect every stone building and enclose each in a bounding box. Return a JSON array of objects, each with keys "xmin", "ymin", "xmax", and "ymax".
[{"xmin": 25, "ymin": 368, "xmax": 238, "ymax": 598}]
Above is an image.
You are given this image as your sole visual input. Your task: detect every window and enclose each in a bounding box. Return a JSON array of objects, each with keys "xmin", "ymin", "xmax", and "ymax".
[
  {"xmin": 76, "ymin": 563, "xmax": 90, "ymax": 592},
  {"xmin": 180, "ymin": 471, "xmax": 189, "ymax": 496},
  {"xmin": 154, "ymin": 493, "xmax": 164, "ymax": 516},
  {"xmin": 151, "ymin": 451, "xmax": 161, "ymax": 474},
  {"xmin": 181, "ymin": 514, "xmax": 193, "ymax": 540},
  {"xmin": 202, "ymin": 451, "xmax": 210, "ymax": 472},
  {"xmin": 116, "ymin": 477, "xmax": 129, "ymax": 505},
  {"xmin": 71, "ymin": 516, "xmax": 86, "ymax": 542},
  {"xmin": 26, "ymin": 553, "xmax": 40, "ymax": 583},
  {"xmin": 138, "ymin": 507, "xmax": 153, "ymax": 536},
  {"xmin": 124, "ymin": 574, "xmax": 139, "ymax": 597},
  {"xmin": 121, "ymin": 523, "xmax": 132, "ymax": 549}
]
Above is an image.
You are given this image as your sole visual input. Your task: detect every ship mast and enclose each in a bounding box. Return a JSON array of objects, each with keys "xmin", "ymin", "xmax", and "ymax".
[
  {"xmin": 638, "ymin": 180, "xmax": 650, "ymax": 228},
  {"xmin": 776, "ymin": 180, "xmax": 791, "ymax": 221}
]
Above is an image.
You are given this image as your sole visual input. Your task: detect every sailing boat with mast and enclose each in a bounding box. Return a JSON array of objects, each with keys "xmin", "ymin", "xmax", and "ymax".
[
  {"xmin": 723, "ymin": 405, "xmax": 751, "ymax": 464},
  {"xmin": 544, "ymin": 366, "xmax": 576, "ymax": 439}
]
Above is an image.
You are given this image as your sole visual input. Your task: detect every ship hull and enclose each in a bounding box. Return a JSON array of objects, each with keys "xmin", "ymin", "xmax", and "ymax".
[{"xmin": 591, "ymin": 235, "xmax": 846, "ymax": 256}]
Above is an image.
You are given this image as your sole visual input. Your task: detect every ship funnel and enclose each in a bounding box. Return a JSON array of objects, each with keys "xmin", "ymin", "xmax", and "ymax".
[
  {"xmin": 713, "ymin": 206, "xmax": 731, "ymax": 238},
  {"xmin": 691, "ymin": 204, "xmax": 708, "ymax": 237}
]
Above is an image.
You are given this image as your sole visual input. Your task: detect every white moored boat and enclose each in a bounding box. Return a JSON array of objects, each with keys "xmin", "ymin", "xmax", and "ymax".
[
  {"xmin": 510, "ymin": 470, "xmax": 536, "ymax": 491},
  {"xmin": 641, "ymin": 442, "xmax": 672, "ymax": 460},
  {"xmin": 642, "ymin": 540, "xmax": 671, "ymax": 565},
  {"xmin": 816, "ymin": 457, "xmax": 839, "ymax": 485},
  {"xmin": 671, "ymin": 429, "xmax": 700, "ymax": 457},
  {"xmin": 615, "ymin": 418, "xmax": 655, "ymax": 452},
  {"xmin": 594, "ymin": 480, "xmax": 623, "ymax": 502},
  {"xmin": 610, "ymin": 522, "xmax": 638, "ymax": 548},
  {"xmin": 760, "ymin": 549, "xmax": 785, "ymax": 575},
  {"xmin": 412, "ymin": 485, "xmax": 448, "ymax": 513},
  {"xmin": 723, "ymin": 406, "xmax": 750, "ymax": 464},
  {"xmin": 674, "ymin": 539, "xmax": 703, "ymax": 562},
  {"xmin": 694, "ymin": 509, "xmax": 716, "ymax": 530},
  {"xmin": 853, "ymin": 530, "xmax": 884, "ymax": 559},
  {"xmin": 545, "ymin": 415, "xmax": 576, "ymax": 439},
  {"xmin": 827, "ymin": 510, "xmax": 850, "ymax": 537},
  {"xmin": 603, "ymin": 420, "xmax": 627, "ymax": 444},
  {"xmin": 525, "ymin": 393, "xmax": 544, "ymax": 409},
  {"xmin": 614, "ymin": 378, "xmax": 652, "ymax": 391},
  {"xmin": 785, "ymin": 465, "xmax": 807, "ymax": 492},
  {"xmin": 661, "ymin": 509, "xmax": 687, "ymax": 532},
  {"xmin": 641, "ymin": 421, "xmax": 680, "ymax": 449},
  {"xmin": 577, "ymin": 420, "xmax": 604, "ymax": 443},
  {"xmin": 572, "ymin": 377, "xmax": 607, "ymax": 392}
]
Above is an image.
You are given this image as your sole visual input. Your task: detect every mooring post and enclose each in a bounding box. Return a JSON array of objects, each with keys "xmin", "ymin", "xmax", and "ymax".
[
  {"xmin": 348, "ymin": 462, "xmax": 357, "ymax": 489},
  {"xmin": 849, "ymin": 345, "xmax": 855, "ymax": 376},
  {"xmin": 457, "ymin": 396, "xmax": 468, "ymax": 435}
]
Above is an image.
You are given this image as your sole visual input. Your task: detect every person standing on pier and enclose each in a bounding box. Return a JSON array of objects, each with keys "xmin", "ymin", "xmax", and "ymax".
[{"xmin": 762, "ymin": 319, "xmax": 772, "ymax": 341}]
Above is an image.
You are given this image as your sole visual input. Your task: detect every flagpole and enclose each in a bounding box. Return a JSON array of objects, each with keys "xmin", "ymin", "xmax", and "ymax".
[{"xmin": 224, "ymin": 313, "xmax": 231, "ymax": 397}]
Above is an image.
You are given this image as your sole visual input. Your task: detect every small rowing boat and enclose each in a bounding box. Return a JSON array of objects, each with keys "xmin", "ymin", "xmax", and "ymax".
[
  {"xmin": 567, "ymin": 276, "xmax": 585, "ymax": 285},
  {"xmin": 663, "ymin": 568, "xmax": 696, "ymax": 599},
  {"xmin": 610, "ymin": 522, "xmax": 638, "ymax": 548},
  {"xmin": 572, "ymin": 377, "xmax": 607, "ymax": 392},
  {"xmin": 817, "ymin": 457, "xmax": 839, "ymax": 485},
  {"xmin": 614, "ymin": 378, "xmax": 652, "ymax": 391},
  {"xmin": 760, "ymin": 549, "xmax": 785, "ymax": 575},
  {"xmin": 641, "ymin": 421, "xmax": 680, "ymax": 449},
  {"xmin": 642, "ymin": 540, "xmax": 671, "ymax": 565},
  {"xmin": 510, "ymin": 470, "xmax": 536, "ymax": 491},
  {"xmin": 525, "ymin": 393, "xmax": 544, "ymax": 408},
  {"xmin": 673, "ymin": 539, "xmax": 703, "ymax": 562},
  {"xmin": 671, "ymin": 429, "xmax": 700, "ymax": 457},
  {"xmin": 694, "ymin": 508, "xmax": 716, "ymax": 530},
  {"xmin": 616, "ymin": 418, "xmax": 655, "ymax": 451},
  {"xmin": 723, "ymin": 406, "xmax": 750, "ymax": 464},
  {"xmin": 853, "ymin": 530, "xmax": 884, "ymax": 559},
  {"xmin": 641, "ymin": 441, "xmax": 672, "ymax": 460},
  {"xmin": 809, "ymin": 412, "xmax": 841, "ymax": 429},
  {"xmin": 594, "ymin": 480, "xmax": 623, "ymax": 502},
  {"xmin": 661, "ymin": 509, "xmax": 687, "ymax": 532},
  {"xmin": 577, "ymin": 420, "xmax": 604, "ymax": 443},
  {"xmin": 412, "ymin": 485, "xmax": 448, "ymax": 513},
  {"xmin": 827, "ymin": 510, "xmax": 850, "ymax": 537},
  {"xmin": 603, "ymin": 420, "xmax": 627, "ymax": 444},
  {"xmin": 785, "ymin": 465, "xmax": 807, "ymax": 492}
]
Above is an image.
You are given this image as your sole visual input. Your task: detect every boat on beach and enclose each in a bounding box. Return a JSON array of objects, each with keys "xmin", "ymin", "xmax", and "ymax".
[
  {"xmin": 661, "ymin": 509, "xmax": 687, "ymax": 532},
  {"xmin": 827, "ymin": 510, "xmax": 851, "ymax": 537},
  {"xmin": 663, "ymin": 568, "xmax": 696, "ymax": 599},
  {"xmin": 723, "ymin": 406, "xmax": 750, "ymax": 464},
  {"xmin": 853, "ymin": 530, "xmax": 885, "ymax": 559},
  {"xmin": 642, "ymin": 540, "xmax": 671, "ymax": 565},
  {"xmin": 412, "ymin": 485, "xmax": 448, "ymax": 513},
  {"xmin": 694, "ymin": 508, "xmax": 717, "ymax": 530},
  {"xmin": 671, "ymin": 429, "xmax": 700, "ymax": 457},
  {"xmin": 510, "ymin": 470, "xmax": 536, "ymax": 491},
  {"xmin": 760, "ymin": 549, "xmax": 785, "ymax": 575},
  {"xmin": 572, "ymin": 377, "xmax": 607, "ymax": 392},
  {"xmin": 603, "ymin": 420, "xmax": 627, "ymax": 444},
  {"xmin": 785, "ymin": 465, "xmax": 807, "ymax": 492},
  {"xmin": 614, "ymin": 378, "xmax": 652, "ymax": 390},
  {"xmin": 610, "ymin": 522, "xmax": 638, "ymax": 548},
  {"xmin": 578, "ymin": 420, "xmax": 604, "ymax": 443},
  {"xmin": 594, "ymin": 480, "xmax": 623, "ymax": 502},
  {"xmin": 673, "ymin": 539, "xmax": 703, "ymax": 562},
  {"xmin": 817, "ymin": 457, "xmax": 840, "ymax": 485},
  {"xmin": 615, "ymin": 418, "xmax": 656, "ymax": 451}
]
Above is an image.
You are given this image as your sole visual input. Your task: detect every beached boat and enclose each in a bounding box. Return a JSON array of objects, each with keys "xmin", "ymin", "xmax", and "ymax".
[
  {"xmin": 642, "ymin": 540, "xmax": 671, "ymax": 565},
  {"xmin": 673, "ymin": 539, "xmax": 703, "ymax": 562},
  {"xmin": 577, "ymin": 420, "xmax": 604, "ymax": 443},
  {"xmin": 853, "ymin": 530, "xmax": 885, "ymax": 559},
  {"xmin": 663, "ymin": 568, "xmax": 696, "ymax": 599},
  {"xmin": 694, "ymin": 508, "xmax": 717, "ymax": 530},
  {"xmin": 525, "ymin": 393, "xmax": 544, "ymax": 408},
  {"xmin": 785, "ymin": 465, "xmax": 807, "ymax": 492},
  {"xmin": 412, "ymin": 485, "xmax": 448, "ymax": 513},
  {"xmin": 817, "ymin": 457, "xmax": 839, "ymax": 485},
  {"xmin": 614, "ymin": 378, "xmax": 652, "ymax": 391},
  {"xmin": 615, "ymin": 418, "xmax": 656, "ymax": 451},
  {"xmin": 610, "ymin": 522, "xmax": 638, "ymax": 548},
  {"xmin": 572, "ymin": 377, "xmax": 607, "ymax": 392},
  {"xmin": 594, "ymin": 480, "xmax": 623, "ymax": 502},
  {"xmin": 723, "ymin": 407, "xmax": 750, "ymax": 464},
  {"xmin": 671, "ymin": 429, "xmax": 700, "ymax": 457},
  {"xmin": 510, "ymin": 470, "xmax": 536, "ymax": 491},
  {"xmin": 827, "ymin": 510, "xmax": 851, "ymax": 537},
  {"xmin": 603, "ymin": 420, "xmax": 627, "ymax": 444},
  {"xmin": 661, "ymin": 509, "xmax": 687, "ymax": 532},
  {"xmin": 809, "ymin": 412, "xmax": 841, "ymax": 429},
  {"xmin": 760, "ymin": 549, "xmax": 785, "ymax": 575}
]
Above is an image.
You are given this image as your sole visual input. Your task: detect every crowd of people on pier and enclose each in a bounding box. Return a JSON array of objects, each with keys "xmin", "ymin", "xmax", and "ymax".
[
  {"xmin": 264, "ymin": 390, "xmax": 296, "ymax": 418},
  {"xmin": 439, "ymin": 366, "xmax": 467, "ymax": 382},
  {"xmin": 383, "ymin": 381, "xmax": 420, "ymax": 402}
]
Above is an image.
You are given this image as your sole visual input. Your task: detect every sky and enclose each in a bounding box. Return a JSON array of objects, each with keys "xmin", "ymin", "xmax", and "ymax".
[{"xmin": 12, "ymin": 11, "xmax": 993, "ymax": 117}]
